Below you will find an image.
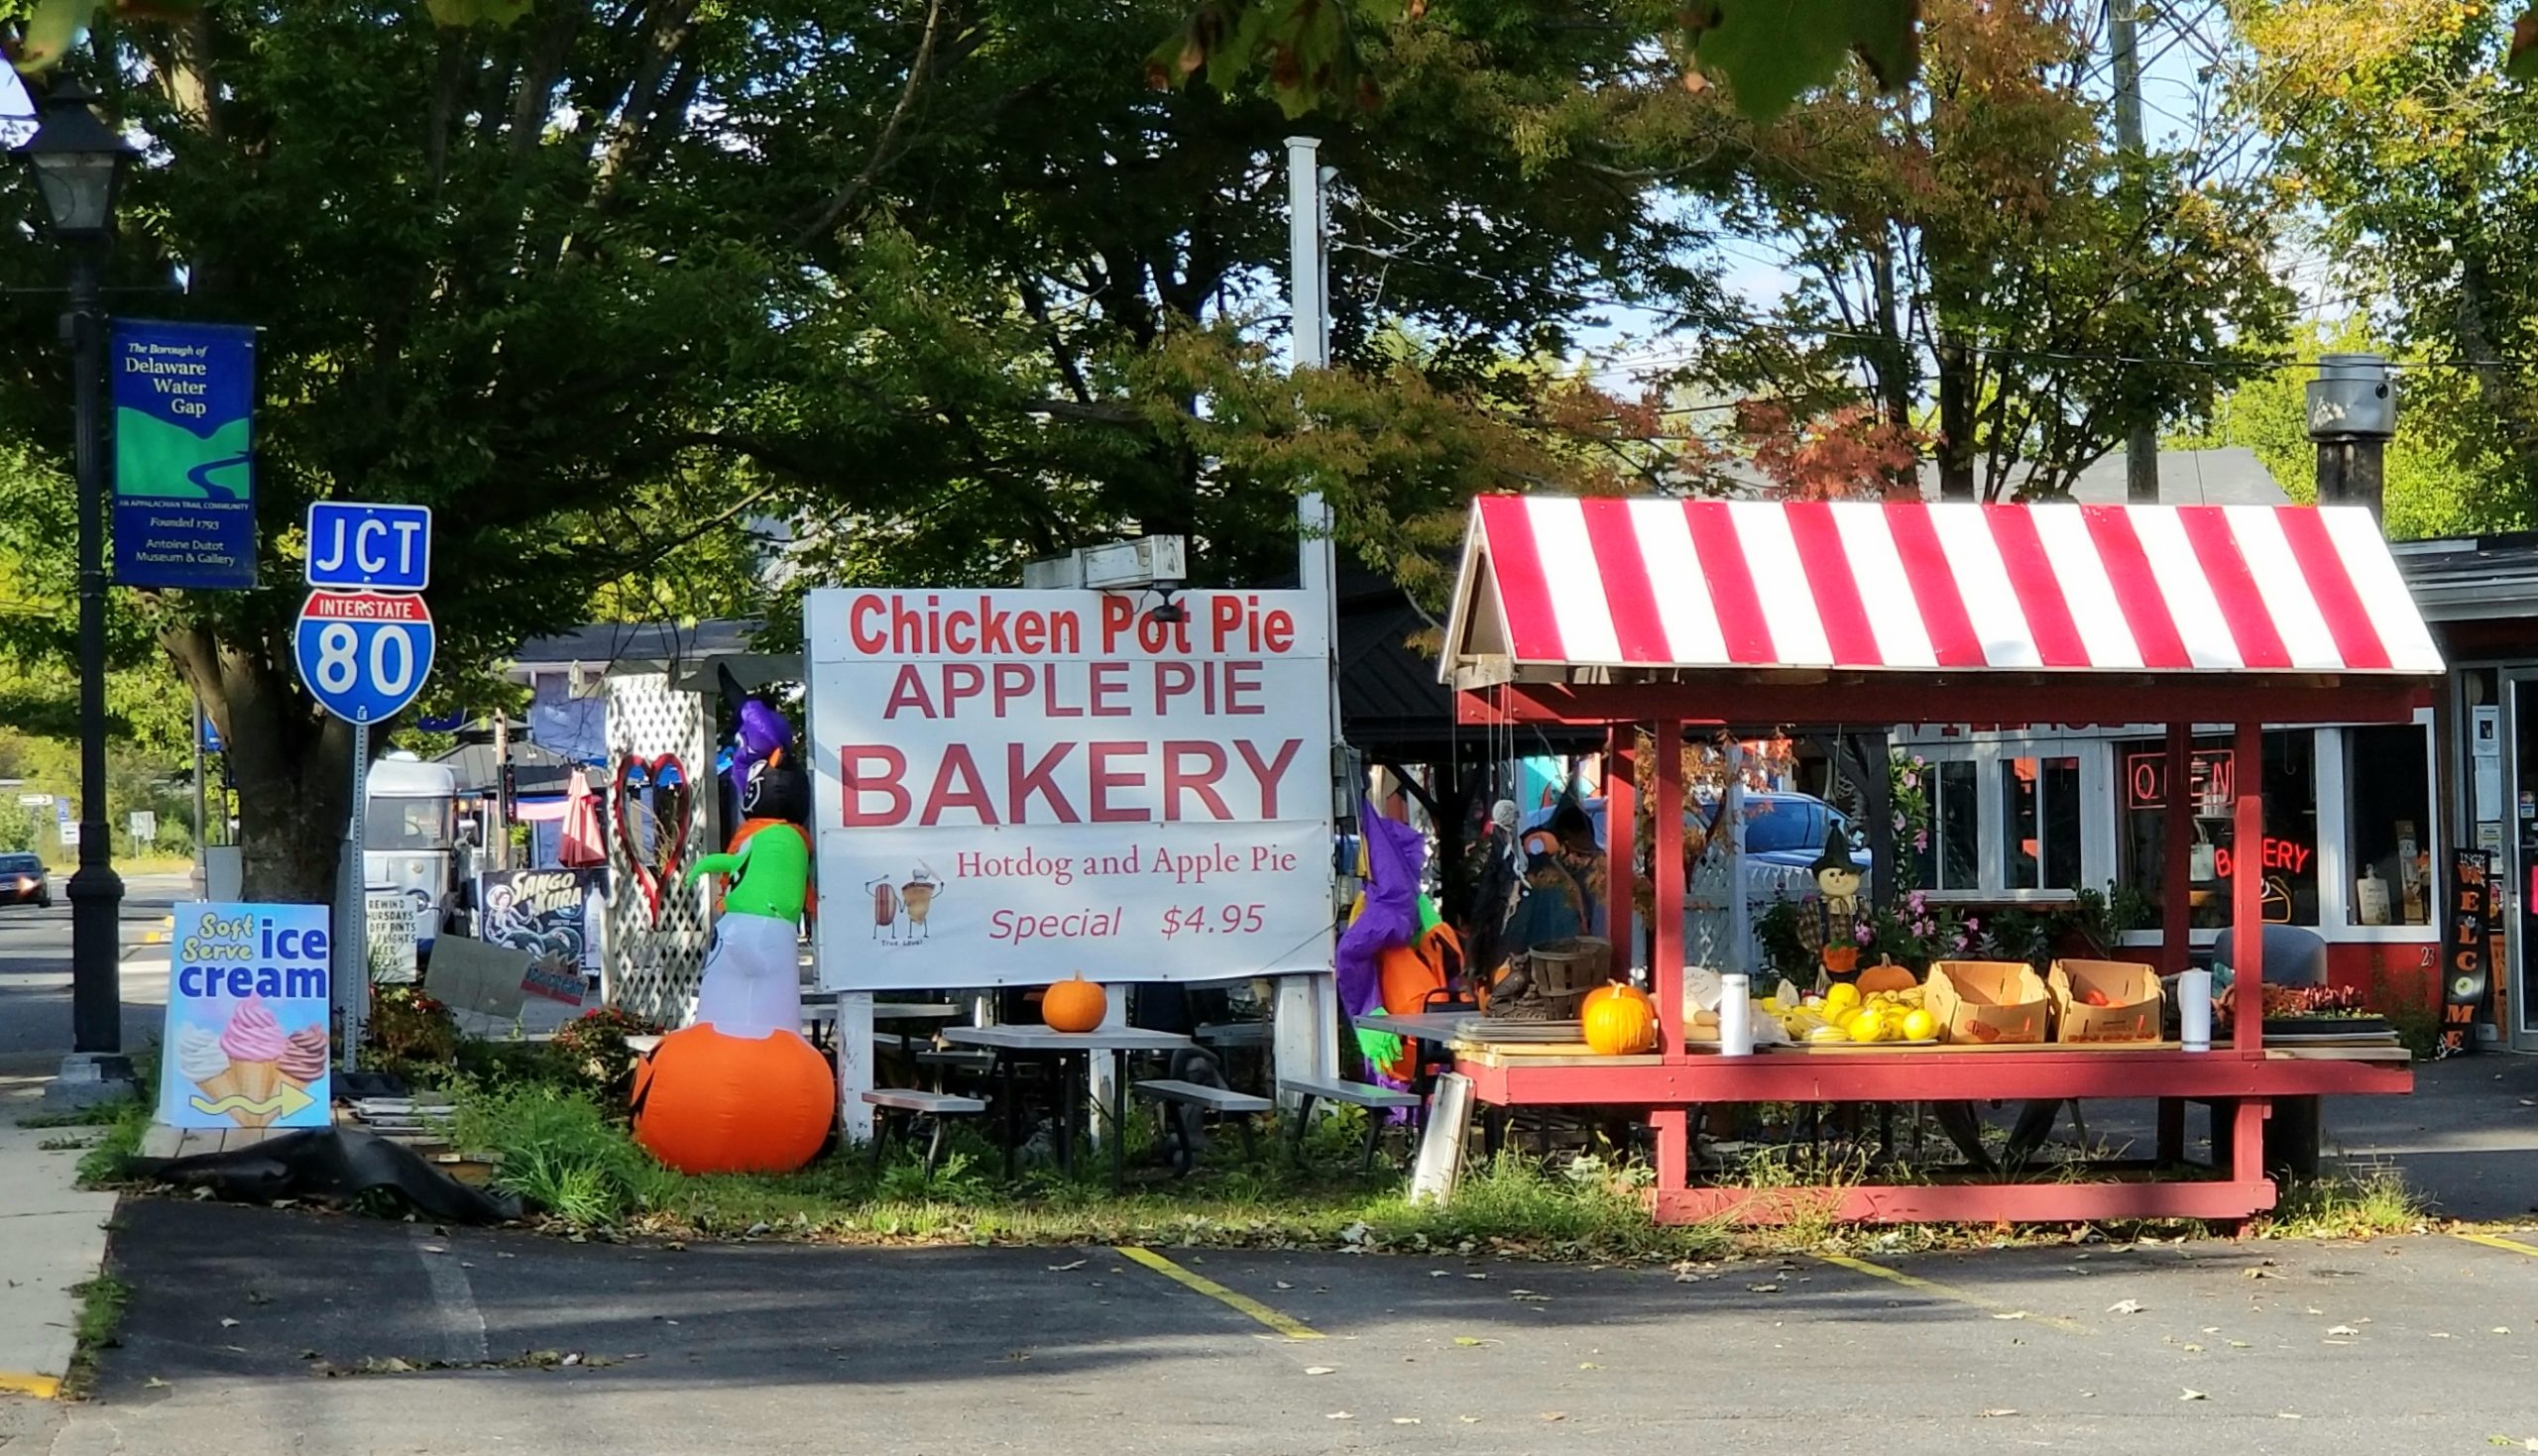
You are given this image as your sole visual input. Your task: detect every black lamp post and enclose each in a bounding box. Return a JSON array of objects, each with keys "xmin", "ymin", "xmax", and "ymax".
[{"xmin": 15, "ymin": 79, "xmax": 138, "ymax": 1096}]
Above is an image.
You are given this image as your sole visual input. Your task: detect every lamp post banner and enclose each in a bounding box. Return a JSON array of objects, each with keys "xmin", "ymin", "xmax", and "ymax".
[
  {"xmin": 806, "ymin": 588, "xmax": 1336, "ymax": 989},
  {"xmin": 110, "ymin": 318, "xmax": 257, "ymax": 590}
]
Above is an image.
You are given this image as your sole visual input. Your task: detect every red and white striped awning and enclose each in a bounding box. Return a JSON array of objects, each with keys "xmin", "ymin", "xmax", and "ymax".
[{"xmin": 1442, "ymin": 497, "xmax": 2443, "ymax": 683}]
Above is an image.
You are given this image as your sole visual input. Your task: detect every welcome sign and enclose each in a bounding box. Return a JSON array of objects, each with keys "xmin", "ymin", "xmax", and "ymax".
[
  {"xmin": 111, "ymin": 319, "xmax": 258, "ymax": 590},
  {"xmin": 156, "ymin": 902, "xmax": 332, "ymax": 1130},
  {"xmin": 806, "ymin": 589, "xmax": 1335, "ymax": 989}
]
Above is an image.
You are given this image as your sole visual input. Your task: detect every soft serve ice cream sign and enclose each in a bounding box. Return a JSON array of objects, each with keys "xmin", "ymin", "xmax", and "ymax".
[{"xmin": 156, "ymin": 902, "xmax": 333, "ymax": 1130}]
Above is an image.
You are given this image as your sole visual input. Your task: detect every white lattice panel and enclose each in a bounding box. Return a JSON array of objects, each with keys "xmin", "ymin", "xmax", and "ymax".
[{"xmin": 603, "ymin": 672, "xmax": 715, "ymax": 1026}]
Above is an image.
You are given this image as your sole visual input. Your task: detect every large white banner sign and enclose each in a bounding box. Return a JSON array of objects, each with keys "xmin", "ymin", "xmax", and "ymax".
[{"xmin": 807, "ymin": 588, "xmax": 1335, "ymax": 989}]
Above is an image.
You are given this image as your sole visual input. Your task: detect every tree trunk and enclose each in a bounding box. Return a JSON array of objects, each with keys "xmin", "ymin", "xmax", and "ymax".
[
  {"xmin": 1935, "ymin": 331, "xmax": 1976, "ymax": 501},
  {"xmin": 165, "ymin": 627, "xmax": 355, "ymax": 905}
]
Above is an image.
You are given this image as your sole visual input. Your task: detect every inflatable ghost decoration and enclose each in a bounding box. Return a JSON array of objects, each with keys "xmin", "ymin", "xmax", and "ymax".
[{"xmin": 632, "ymin": 824, "xmax": 832, "ymax": 1175}]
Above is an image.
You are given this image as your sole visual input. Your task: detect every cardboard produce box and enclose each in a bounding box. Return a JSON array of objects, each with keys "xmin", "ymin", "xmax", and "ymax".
[
  {"xmin": 1923, "ymin": 960, "xmax": 2049, "ymax": 1045},
  {"xmin": 2047, "ymin": 958, "xmax": 2163, "ymax": 1044}
]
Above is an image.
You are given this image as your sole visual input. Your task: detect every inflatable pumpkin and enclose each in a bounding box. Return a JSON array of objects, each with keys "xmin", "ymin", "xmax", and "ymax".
[
  {"xmin": 632, "ymin": 1022, "xmax": 833, "ymax": 1175},
  {"xmin": 634, "ymin": 824, "xmax": 833, "ymax": 1175},
  {"xmin": 1041, "ymin": 973, "xmax": 1107, "ymax": 1032},
  {"xmin": 1581, "ymin": 982, "xmax": 1659, "ymax": 1056}
]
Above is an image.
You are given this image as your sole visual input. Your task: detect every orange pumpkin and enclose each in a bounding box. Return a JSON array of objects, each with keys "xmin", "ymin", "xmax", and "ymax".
[
  {"xmin": 1580, "ymin": 984, "xmax": 1659, "ymax": 1056},
  {"xmin": 632, "ymin": 1024, "xmax": 833, "ymax": 1176},
  {"xmin": 1857, "ymin": 961, "xmax": 1918, "ymax": 994},
  {"xmin": 1041, "ymin": 973, "xmax": 1108, "ymax": 1033}
]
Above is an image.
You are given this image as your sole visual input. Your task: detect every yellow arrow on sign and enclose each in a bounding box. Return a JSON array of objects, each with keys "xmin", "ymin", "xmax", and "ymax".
[{"xmin": 187, "ymin": 1081, "xmax": 317, "ymax": 1121}]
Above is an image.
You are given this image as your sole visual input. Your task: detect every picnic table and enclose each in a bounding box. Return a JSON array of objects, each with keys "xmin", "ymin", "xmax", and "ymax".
[{"xmin": 940, "ymin": 1024, "xmax": 1194, "ymax": 1188}]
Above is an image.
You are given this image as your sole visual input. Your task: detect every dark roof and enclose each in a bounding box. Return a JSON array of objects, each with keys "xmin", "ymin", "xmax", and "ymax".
[
  {"xmin": 513, "ymin": 619, "xmax": 766, "ymax": 670},
  {"xmin": 431, "ymin": 738, "xmax": 578, "ymax": 797},
  {"xmin": 2391, "ymin": 533, "xmax": 2538, "ymax": 620}
]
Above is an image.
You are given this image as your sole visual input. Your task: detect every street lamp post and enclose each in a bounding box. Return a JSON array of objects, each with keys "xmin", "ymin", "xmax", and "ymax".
[{"xmin": 16, "ymin": 80, "xmax": 138, "ymax": 1105}]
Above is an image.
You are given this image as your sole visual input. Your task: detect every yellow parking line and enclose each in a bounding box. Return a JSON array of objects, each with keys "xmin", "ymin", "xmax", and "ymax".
[
  {"xmin": 1115, "ymin": 1246, "xmax": 1325, "ymax": 1341},
  {"xmin": 0, "ymin": 1371, "xmax": 61, "ymax": 1400},
  {"xmin": 2454, "ymin": 1230, "xmax": 2538, "ymax": 1259},
  {"xmin": 1816, "ymin": 1252, "xmax": 2090, "ymax": 1334}
]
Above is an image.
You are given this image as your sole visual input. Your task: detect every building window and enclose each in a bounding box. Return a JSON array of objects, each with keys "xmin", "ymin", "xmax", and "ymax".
[
  {"xmin": 2120, "ymin": 732, "xmax": 2319, "ymax": 929},
  {"xmin": 2006, "ymin": 755, "xmax": 2083, "ymax": 890},
  {"xmin": 1915, "ymin": 757, "xmax": 1978, "ymax": 891},
  {"xmin": 2346, "ymin": 724, "xmax": 2432, "ymax": 926}
]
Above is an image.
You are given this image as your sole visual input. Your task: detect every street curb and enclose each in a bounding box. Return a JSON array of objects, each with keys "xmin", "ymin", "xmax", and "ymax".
[{"xmin": 0, "ymin": 1371, "xmax": 61, "ymax": 1400}]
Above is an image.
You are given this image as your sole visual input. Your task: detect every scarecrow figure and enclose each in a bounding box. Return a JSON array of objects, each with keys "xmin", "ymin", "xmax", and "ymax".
[{"xmin": 1796, "ymin": 822, "xmax": 1869, "ymax": 986}]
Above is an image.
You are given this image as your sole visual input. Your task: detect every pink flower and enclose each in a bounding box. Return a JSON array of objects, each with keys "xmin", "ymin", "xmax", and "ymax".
[
  {"xmin": 1911, "ymin": 755, "xmax": 1927, "ymax": 768},
  {"xmin": 1906, "ymin": 890, "xmax": 1927, "ymax": 914},
  {"xmin": 1902, "ymin": 771, "xmax": 1920, "ymax": 791},
  {"xmin": 1911, "ymin": 830, "xmax": 1929, "ymax": 851},
  {"xmin": 1853, "ymin": 923, "xmax": 1875, "ymax": 945}
]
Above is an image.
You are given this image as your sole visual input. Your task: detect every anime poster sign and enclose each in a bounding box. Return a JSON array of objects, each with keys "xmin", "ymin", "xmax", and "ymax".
[
  {"xmin": 806, "ymin": 589, "xmax": 1335, "ymax": 989},
  {"xmin": 478, "ymin": 868, "xmax": 606, "ymax": 1004},
  {"xmin": 157, "ymin": 903, "xmax": 331, "ymax": 1130}
]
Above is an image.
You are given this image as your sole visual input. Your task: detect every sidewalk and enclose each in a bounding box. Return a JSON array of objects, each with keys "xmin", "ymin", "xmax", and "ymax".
[{"xmin": 0, "ymin": 1054, "xmax": 121, "ymax": 1402}]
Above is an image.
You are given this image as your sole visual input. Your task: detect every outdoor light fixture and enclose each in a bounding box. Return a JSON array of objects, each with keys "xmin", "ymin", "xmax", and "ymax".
[
  {"xmin": 16, "ymin": 76, "xmax": 138, "ymax": 1104},
  {"xmin": 12, "ymin": 79, "xmax": 134, "ymax": 242}
]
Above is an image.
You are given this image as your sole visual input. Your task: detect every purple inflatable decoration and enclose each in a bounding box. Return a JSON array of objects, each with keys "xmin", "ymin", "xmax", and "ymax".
[
  {"xmin": 1334, "ymin": 814, "xmax": 1426, "ymax": 1020},
  {"xmin": 737, "ymin": 699, "xmax": 793, "ymax": 763}
]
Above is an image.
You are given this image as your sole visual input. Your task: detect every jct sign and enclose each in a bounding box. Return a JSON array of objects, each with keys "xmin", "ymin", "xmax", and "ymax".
[{"xmin": 807, "ymin": 589, "xmax": 1334, "ymax": 989}]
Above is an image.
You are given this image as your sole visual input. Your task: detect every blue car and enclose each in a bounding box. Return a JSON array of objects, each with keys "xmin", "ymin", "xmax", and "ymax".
[{"xmin": 1524, "ymin": 792, "xmax": 1871, "ymax": 870}]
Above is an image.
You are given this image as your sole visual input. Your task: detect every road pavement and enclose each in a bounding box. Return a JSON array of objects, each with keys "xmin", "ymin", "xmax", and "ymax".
[
  {"xmin": 8, "ymin": 1198, "xmax": 2538, "ymax": 1453},
  {"xmin": 0, "ymin": 871, "xmax": 192, "ymax": 1066}
]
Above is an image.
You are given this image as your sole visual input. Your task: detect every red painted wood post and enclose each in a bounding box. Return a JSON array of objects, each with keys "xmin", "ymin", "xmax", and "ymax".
[
  {"xmin": 1652, "ymin": 720, "xmax": 1685, "ymax": 1055},
  {"xmin": 2161, "ymin": 723, "xmax": 2194, "ymax": 978},
  {"xmin": 1651, "ymin": 1107, "xmax": 1689, "ymax": 1191},
  {"xmin": 1606, "ymin": 725, "xmax": 1638, "ymax": 979},
  {"xmin": 2233, "ymin": 721, "xmax": 2264, "ymax": 1057}
]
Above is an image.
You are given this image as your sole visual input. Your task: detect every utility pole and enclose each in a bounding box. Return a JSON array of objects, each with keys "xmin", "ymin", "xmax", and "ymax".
[
  {"xmin": 1280, "ymin": 134, "xmax": 1341, "ymax": 1102},
  {"xmin": 2111, "ymin": 0, "xmax": 2159, "ymax": 504}
]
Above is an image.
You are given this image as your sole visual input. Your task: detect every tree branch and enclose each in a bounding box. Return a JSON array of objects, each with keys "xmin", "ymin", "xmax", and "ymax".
[{"xmin": 793, "ymin": 0, "xmax": 947, "ymax": 248}]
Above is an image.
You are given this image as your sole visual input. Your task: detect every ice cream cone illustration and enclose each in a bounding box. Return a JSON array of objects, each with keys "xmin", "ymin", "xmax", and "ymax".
[
  {"xmin": 220, "ymin": 995, "xmax": 289, "ymax": 1128},
  {"xmin": 177, "ymin": 1022, "xmax": 239, "ymax": 1115},
  {"xmin": 279, "ymin": 1025, "xmax": 327, "ymax": 1092}
]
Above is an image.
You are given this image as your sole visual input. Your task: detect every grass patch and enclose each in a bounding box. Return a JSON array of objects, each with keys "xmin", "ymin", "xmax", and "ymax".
[
  {"xmin": 433, "ymin": 1079, "xmax": 1731, "ymax": 1263},
  {"xmin": 2258, "ymin": 1164, "xmax": 2429, "ymax": 1239},
  {"xmin": 73, "ymin": 1094, "xmax": 153, "ymax": 1187},
  {"xmin": 16, "ymin": 1099, "xmax": 139, "ymax": 1129},
  {"xmin": 62, "ymin": 1273, "xmax": 129, "ymax": 1399}
]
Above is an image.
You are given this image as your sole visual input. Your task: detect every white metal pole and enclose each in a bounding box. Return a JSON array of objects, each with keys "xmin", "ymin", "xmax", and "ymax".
[{"xmin": 1277, "ymin": 134, "xmax": 1342, "ymax": 1099}]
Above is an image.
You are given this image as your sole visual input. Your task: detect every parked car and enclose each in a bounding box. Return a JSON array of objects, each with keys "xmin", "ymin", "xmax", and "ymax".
[
  {"xmin": 1524, "ymin": 792, "xmax": 1872, "ymax": 870},
  {"xmin": 0, "ymin": 852, "xmax": 53, "ymax": 909}
]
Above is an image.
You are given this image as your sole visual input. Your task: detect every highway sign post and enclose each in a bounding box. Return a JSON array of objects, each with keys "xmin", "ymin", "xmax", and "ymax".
[{"xmin": 294, "ymin": 503, "xmax": 435, "ymax": 1070}]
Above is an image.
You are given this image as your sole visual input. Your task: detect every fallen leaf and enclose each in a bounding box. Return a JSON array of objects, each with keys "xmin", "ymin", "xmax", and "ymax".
[
  {"xmin": 1748, "ymin": 1284, "xmax": 1783, "ymax": 1293},
  {"xmin": 2243, "ymin": 1268, "xmax": 2277, "ymax": 1280},
  {"xmin": 1452, "ymin": 1337, "xmax": 1488, "ymax": 1347},
  {"xmin": 419, "ymin": 1245, "xmax": 447, "ymax": 1255},
  {"xmin": 2182, "ymin": 1344, "xmax": 2205, "ymax": 1353},
  {"xmin": 2305, "ymin": 1306, "xmax": 2325, "ymax": 1316},
  {"xmin": 1512, "ymin": 1292, "xmax": 1552, "ymax": 1302},
  {"xmin": 2228, "ymin": 1340, "xmax": 2251, "ymax": 1349},
  {"xmin": 1578, "ymin": 1362, "xmax": 1601, "ymax": 1370},
  {"xmin": 1993, "ymin": 1311, "xmax": 2030, "ymax": 1321},
  {"xmin": 2497, "ymin": 1328, "xmax": 2516, "ymax": 1335},
  {"xmin": 1326, "ymin": 1411, "xmax": 1352, "ymax": 1420},
  {"xmin": 1465, "ymin": 1273, "xmax": 1487, "ymax": 1280},
  {"xmin": 219, "ymin": 1318, "xmax": 240, "ymax": 1328},
  {"xmin": 2432, "ymin": 1332, "xmax": 2454, "ymax": 1339},
  {"xmin": 145, "ymin": 1377, "xmax": 171, "ymax": 1389},
  {"xmin": 1541, "ymin": 1411, "xmax": 1568, "ymax": 1421},
  {"xmin": 1979, "ymin": 1408, "xmax": 2019, "ymax": 1418},
  {"xmin": 1046, "ymin": 1260, "xmax": 1087, "ymax": 1272},
  {"xmin": 2180, "ymin": 1389, "xmax": 2207, "ymax": 1401},
  {"xmin": 1305, "ymin": 1367, "xmax": 1335, "ymax": 1376},
  {"xmin": 1459, "ymin": 1415, "xmax": 1480, "ymax": 1424},
  {"xmin": 2108, "ymin": 1299, "xmax": 2145, "ymax": 1315},
  {"xmin": 1392, "ymin": 1417, "xmax": 1421, "ymax": 1424},
  {"xmin": 2326, "ymin": 1324, "xmax": 2360, "ymax": 1337},
  {"xmin": 1430, "ymin": 1270, "xmax": 1448, "ymax": 1279},
  {"xmin": 1275, "ymin": 1281, "xmax": 1294, "ymax": 1289}
]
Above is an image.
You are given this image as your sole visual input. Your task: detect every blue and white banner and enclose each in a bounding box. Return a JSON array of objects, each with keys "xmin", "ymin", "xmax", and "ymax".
[{"xmin": 112, "ymin": 319, "xmax": 257, "ymax": 590}]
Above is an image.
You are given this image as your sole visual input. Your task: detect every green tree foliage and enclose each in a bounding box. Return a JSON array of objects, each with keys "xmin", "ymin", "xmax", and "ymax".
[
  {"xmin": 1673, "ymin": 0, "xmax": 2290, "ymax": 499},
  {"xmin": 2168, "ymin": 319, "xmax": 2521, "ymax": 541},
  {"xmin": 2240, "ymin": 0, "xmax": 2538, "ymax": 523}
]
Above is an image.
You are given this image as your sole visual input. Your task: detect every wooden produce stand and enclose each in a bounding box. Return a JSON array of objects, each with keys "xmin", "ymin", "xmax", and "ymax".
[{"xmin": 1439, "ymin": 496, "xmax": 2441, "ymax": 1225}]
